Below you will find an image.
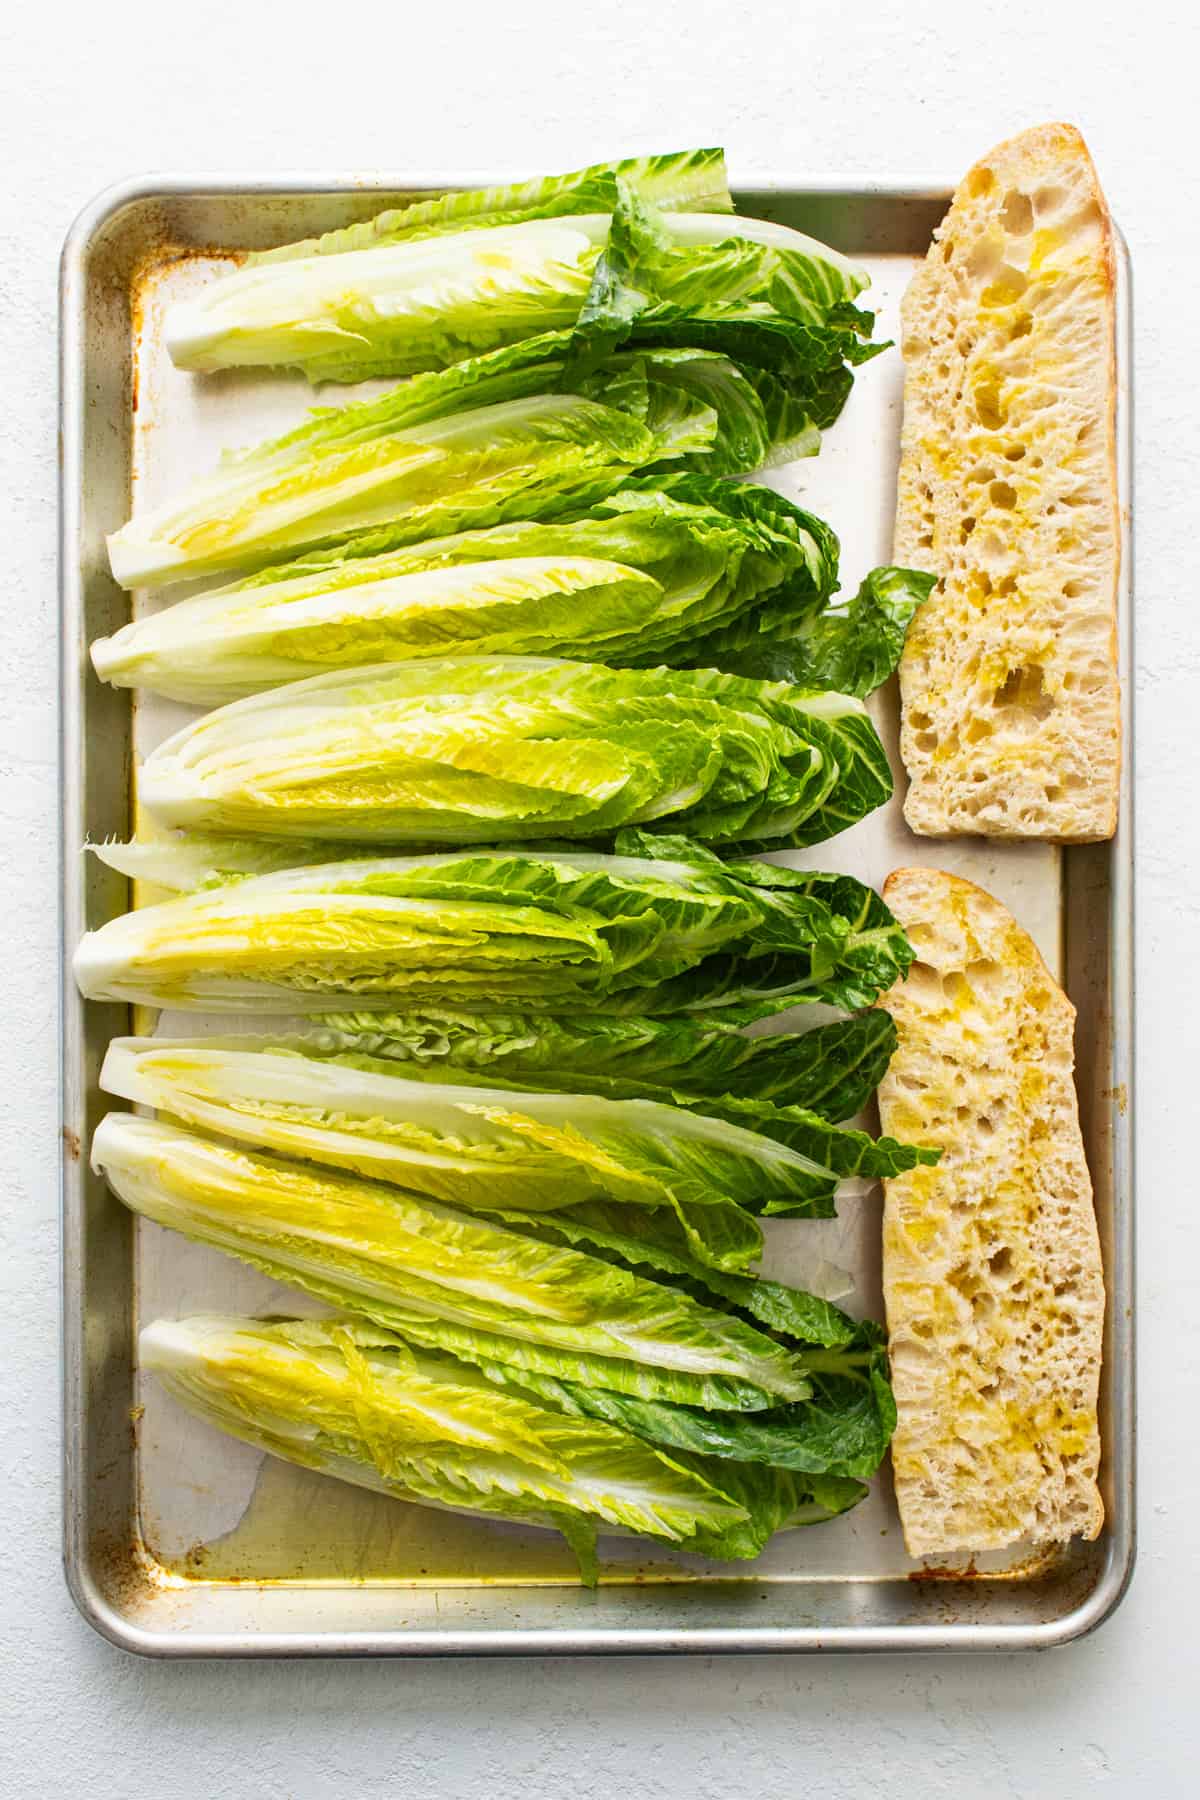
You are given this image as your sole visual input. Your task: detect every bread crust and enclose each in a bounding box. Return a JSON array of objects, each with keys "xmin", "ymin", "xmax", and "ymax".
[
  {"xmin": 877, "ymin": 866, "xmax": 1104, "ymax": 1560},
  {"xmin": 894, "ymin": 124, "xmax": 1120, "ymax": 841}
]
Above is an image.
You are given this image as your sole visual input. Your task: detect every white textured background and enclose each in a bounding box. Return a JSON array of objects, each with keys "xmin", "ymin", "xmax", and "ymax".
[{"xmin": 2, "ymin": 0, "xmax": 1195, "ymax": 1792}]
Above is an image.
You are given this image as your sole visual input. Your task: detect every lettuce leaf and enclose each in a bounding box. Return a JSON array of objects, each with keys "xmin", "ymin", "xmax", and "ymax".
[
  {"xmin": 138, "ymin": 1314, "xmax": 770, "ymax": 1580},
  {"xmin": 468, "ymin": 1321, "xmax": 895, "ymax": 1481},
  {"xmin": 276, "ymin": 1293, "xmax": 786, "ymax": 1413},
  {"xmin": 556, "ymin": 181, "xmax": 884, "ymax": 465},
  {"xmin": 133, "ymin": 656, "xmax": 890, "ymax": 850},
  {"xmin": 108, "ymin": 336, "xmax": 829, "ymax": 591},
  {"xmin": 483, "ymin": 1201, "xmax": 858, "ymax": 1332},
  {"xmin": 166, "ymin": 152, "xmax": 734, "ymax": 379},
  {"xmin": 100, "ymin": 1036, "xmax": 934, "ymax": 1255},
  {"xmin": 96, "ymin": 1113, "xmax": 814, "ymax": 1375},
  {"xmin": 251, "ymin": 152, "xmax": 734, "ymax": 264},
  {"xmin": 311, "ymin": 1006, "xmax": 898, "ymax": 1121},
  {"xmin": 701, "ymin": 564, "xmax": 937, "ymax": 695},
  {"xmin": 76, "ymin": 839, "xmax": 913, "ymax": 1015},
  {"xmin": 572, "ymin": 188, "xmax": 868, "ymax": 354},
  {"xmin": 162, "ymin": 150, "xmax": 875, "ymax": 399},
  {"xmin": 92, "ymin": 476, "xmax": 839, "ymax": 706},
  {"xmin": 567, "ymin": 180, "xmax": 878, "ymax": 436}
]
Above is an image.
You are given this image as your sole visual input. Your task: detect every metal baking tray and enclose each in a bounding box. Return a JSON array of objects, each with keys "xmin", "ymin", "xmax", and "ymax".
[{"xmin": 60, "ymin": 171, "xmax": 1135, "ymax": 1655}]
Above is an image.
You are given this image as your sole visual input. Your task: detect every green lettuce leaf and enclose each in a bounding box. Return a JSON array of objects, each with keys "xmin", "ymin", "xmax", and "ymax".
[
  {"xmin": 166, "ymin": 152, "xmax": 734, "ymax": 379},
  {"xmin": 133, "ymin": 656, "xmax": 889, "ymax": 850},
  {"xmin": 629, "ymin": 308, "xmax": 884, "ymax": 435},
  {"xmin": 251, "ymin": 152, "xmax": 734, "ymax": 264},
  {"xmin": 288, "ymin": 1294, "xmax": 786, "ymax": 1412},
  {"xmin": 311, "ymin": 1005, "xmax": 898, "ymax": 1121},
  {"xmin": 91, "ymin": 476, "xmax": 839, "ymax": 706},
  {"xmin": 573, "ymin": 187, "xmax": 867, "ymax": 349},
  {"xmin": 484, "ymin": 1201, "xmax": 858, "ymax": 1333},
  {"xmin": 76, "ymin": 840, "xmax": 912, "ymax": 1016},
  {"xmin": 138, "ymin": 1313, "xmax": 766, "ymax": 1581},
  {"xmin": 667, "ymin": 1460, "xmax": 864, "ymax": 1557},
  {"xmin": 560, "ymin": 181, "xmax": 884, "ymax": 458},
  {"xmin": 468, "ymin": 1319, "xmax": 894, "ymax": 1481},
  {"xmin": 703, "ymin": 564, "xmax": 937, "ymax": 695},
  {"xmin": 693, "ymin": 856, "xmax": 919, "ymax": 1010},
  {"xmin": 572, "ymin": 342, "xmax": 821, "ymax": 474},
  {"xmin": 567, "ymin": 180, "xmax": 877, "ymax": 450},
  {"xmin": 96, "ymin": 1113, "xmax": 814, "ymax": 1378},
  {"xmin": 108, "ymin": 334, "xmax": 838, "ymax": 592},
  {"xmin": 99, "ymin": 1036, "xmax": 909, "ymax": 1257}
]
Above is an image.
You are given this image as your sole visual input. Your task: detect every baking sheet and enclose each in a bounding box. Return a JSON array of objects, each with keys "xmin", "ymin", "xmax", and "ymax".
[{"xmin": 60, "ymin": 175, "xmax": 1134, "ymax": 1652}]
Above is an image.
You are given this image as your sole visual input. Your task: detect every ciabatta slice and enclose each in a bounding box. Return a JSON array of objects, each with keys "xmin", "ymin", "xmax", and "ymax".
[
  {"xmin": 895, "ymin": 123, "xmax": 1120, "ymax": 841},
  {"xmin": 877, "ymin": 867, "xmax": 1104, "ymax": 1560}
]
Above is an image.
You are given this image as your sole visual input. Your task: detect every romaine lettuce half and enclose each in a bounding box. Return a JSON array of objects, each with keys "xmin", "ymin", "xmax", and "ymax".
[
  {"xmin": 91, "ymin": 476, "xmax": 839, "ymax": 705},
  {"xmin": 166, "ymin": 151, "xmax": 734, "ymax": 377},
  {"xmin": 96, "ymin": 1112, "xmax": 814, "ymax": 1372},
  {"xmin": 98, "ymin": 1037, "xmax": 936, "ymax": 1253},
  {"xmin": 132, "ymin": 657, "xmax": 892, "ymax": 850},
  {"xmin": 75, "ymin": 837, "xmax": 914, "ymax": 1016},
  {"xmin": 162, "ymin": 149, "xmax": 873, "ymax": 389},
  {"xmin": 139, "ymin": 1314, "xmax": 863, "ymax": 1581},
  {"xmin": 107, "ymin": 335, "xmax": 820, "ymax": 592}
]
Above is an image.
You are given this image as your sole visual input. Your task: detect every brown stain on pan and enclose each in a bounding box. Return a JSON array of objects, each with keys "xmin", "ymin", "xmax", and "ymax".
[
  {"xmin": 909, "ymin": 1558, "xmax": 979, "ymax": 1582},
  {"xmin": 907, "ymin": 1539, "xmax": 1062, "ymax": 1582},
  {"xmin": 129, "ymin": 239, "xmax": 247, "ymax": 422}
]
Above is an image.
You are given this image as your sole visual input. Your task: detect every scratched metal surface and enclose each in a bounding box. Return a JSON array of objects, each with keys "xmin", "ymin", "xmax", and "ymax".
[{"xmin": 59, "ymin": 176, "xmax": 1134, "ymax": 1654}]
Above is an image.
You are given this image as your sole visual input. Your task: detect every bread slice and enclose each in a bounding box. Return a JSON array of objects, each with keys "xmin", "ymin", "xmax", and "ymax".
[
  {"xmin": 894, "ymin": 123, "xmax": 1120, "ymax": 841},
  {"xmin": 877, "ymin": 866, "xmax": 1104, "ymax": 1559}
]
